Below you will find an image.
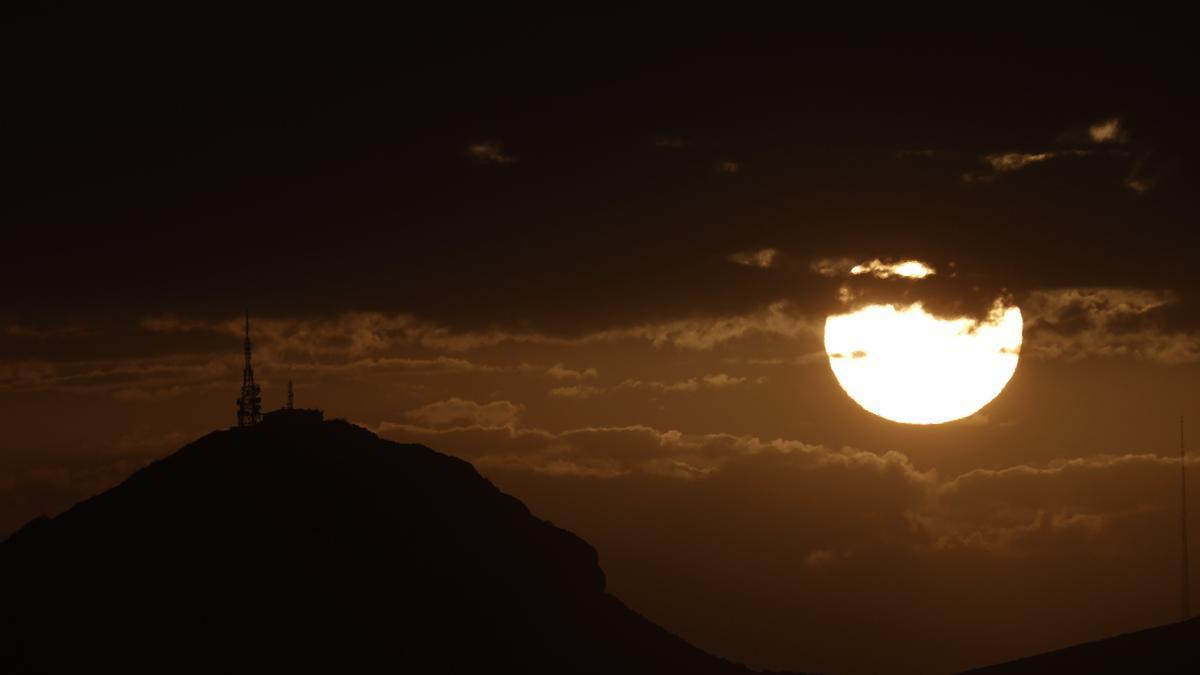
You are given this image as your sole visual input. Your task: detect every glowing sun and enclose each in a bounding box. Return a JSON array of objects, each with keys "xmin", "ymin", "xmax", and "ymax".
[{"xmin": 824, "ymin": 300, "xmax": 1022, "ymax": 424}]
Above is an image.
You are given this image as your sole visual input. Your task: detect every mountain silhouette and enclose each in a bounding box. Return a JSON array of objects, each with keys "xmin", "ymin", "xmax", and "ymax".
[
  {"xmin": 961, "ymin": 616, "xmax": 1200, "ymax": 674},
  {"xmin": 0, "ymin": 412, "xmax": 804, "ymax": 674}
]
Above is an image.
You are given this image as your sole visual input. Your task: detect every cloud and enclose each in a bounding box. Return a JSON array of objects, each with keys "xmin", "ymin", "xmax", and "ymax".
[
  {"xmin": 140, "ymin": 305, "xmax": 817, "ymax": 355},
  {"xmin": 379, "ymin": 418, "xmax": 928, "ymax": 482},
  {"xmin": 1088, "ymin": 117, "xmax": 1127, "ymax": 143},
  {"xmin": 0, "ymin": 340, "xmax": 511, "ymax": 402},
  {"xmin": 0, "ymin": 354, "xmax": 236, "ymax": 397},
  {"xmin": 811, "ymin": 257, "xmax": 857, "ymax": 278},
  {"xmin": 428, "ymin": 306, "xmax": 814, "ymax": 352},
  {"xmin": 728, "ymin": 248, "xmax": 777, "ymax": 269},
  {"xmin": 421, "ymin": 422, "xmax": 1194, "ymax": 674},
  {"xmin": 716, "ymin": 160, "xmax": 740, "ymax": 173},
  {"xmin": 724, "ymin": 354, "xmax": 825, "ymax": 367},
  {"xmin": 405, "ymin": 397, "xmax": 522, "ymax": 428},
  {"xmin": 593, "ymin": 302, "xmax": 816, "ymax": 350},
  {"xmin": 813, "ymin": 257, "xmax": 937, "ymax": 281},
  {"xmin": 379, "ymin": 415, "xmax": 1194, "ymax": 560},
  {"xmin": 546, "ymin": 363, "xmax": 599, "ymax": 380},
  {"xmin": 548, "ymin": 385, "xmax": 603, "ymax": 400},
  {"xmin": 930, "ymin": 452, "xmax": 1189, "ymax": 553},
  {"xmin": 700, "ymin": 373, "xmax": 744, "ymax": 387},
  {"xmin": 985, "ymin": 151, "xmax": 1057, "ymax": 172},
  {"xmin": 1125, "ymin": 155, "xmax": 1154, "ymax": 194},
  {"xmin": 138, "ymin": 310, "xmax": 546, "ymax": 354},
  {"xmin": 467, "ymin": 140, "xmax": 515, "ymax": 164},
  {"xmin": 1024, "ymin": 288, "xmax": 1200, "ymax": 364},
  {"xmin": 963, "ymin": 149, "xmax": 1092, "ymax": 185},
  {"xmin": 619, "ymin": 373, "xmax": 747, "ymax": 393},
  {"xmin": 1125, "ymin": 177, "xmax": 1154, "ymax": 194},
  {"xmin": 621, "ymin": 378, "xmax": 698, "ymax": 393},
  {"xmin": 960, "ymin": 170, "xmax": 997, "ymax": 185},
  {"xmin": 849, "ymin": 259, "xmax": 935, "ymax": 279},
  {"xmin": 1, "ymin": 304, "xmax": 821, "ymax": 400}
]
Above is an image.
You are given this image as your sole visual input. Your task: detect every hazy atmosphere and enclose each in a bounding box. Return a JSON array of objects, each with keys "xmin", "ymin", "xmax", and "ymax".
[{"xmin": 2, "ymin": 11, "xmax": 1197, "ymax": 673}]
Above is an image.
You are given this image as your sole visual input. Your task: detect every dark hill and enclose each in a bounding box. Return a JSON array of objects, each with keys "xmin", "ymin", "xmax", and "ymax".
[
  {"xmin": 961, "ymin": 616, "xmax": 1200, "ymax": 674},
  {"xmin": 0, "ymin": 414, "xmax": 801, "ymax": 674}
]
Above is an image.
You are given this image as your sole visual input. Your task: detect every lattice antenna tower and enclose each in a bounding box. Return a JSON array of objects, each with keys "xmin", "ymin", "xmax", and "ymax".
[
  {"xmin": 236, "ymin": 309, "xmax": 262, "ymax": 427},
  {"xmin": 1183, "ymin": 416, "xmax": 1191, "ymax": 620}
]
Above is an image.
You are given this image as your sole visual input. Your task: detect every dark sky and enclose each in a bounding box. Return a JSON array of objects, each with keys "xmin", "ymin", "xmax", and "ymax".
[{"xmin": 2, "ymin": 10, "xmax": 1199, "ymax": 674}]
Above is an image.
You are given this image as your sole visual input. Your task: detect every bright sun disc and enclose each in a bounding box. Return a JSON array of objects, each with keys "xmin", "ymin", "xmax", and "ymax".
[{"xmin": 824, "ymin": 301, "xmax": 1022, "ymax": 424}]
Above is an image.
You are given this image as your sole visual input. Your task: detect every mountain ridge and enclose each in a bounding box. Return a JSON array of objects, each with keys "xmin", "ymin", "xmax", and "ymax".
[
  {"xmin": 960, "ymin": 615, "xmax": 1199, "ymax": 674},
  {"xmin": 0, "ymin": 414, "xmax": 805, "ymax": 674}
]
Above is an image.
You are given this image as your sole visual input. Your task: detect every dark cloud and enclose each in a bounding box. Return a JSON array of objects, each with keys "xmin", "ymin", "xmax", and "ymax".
[
  {"xmin": 1023, "ymin": 288, "xmax": 1200, "ymax": 363},
  {"xmin": 3, "ymin": 18, "xmax": 1195, "ymax": 338}
]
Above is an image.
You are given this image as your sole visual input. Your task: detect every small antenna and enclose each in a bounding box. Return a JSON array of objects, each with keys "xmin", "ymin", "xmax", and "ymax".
[
  {"xmin": 1183, "ymin": 415, "xmax": 1191, "ymax": 621},
  {"xmin": 287, "ymin": 380, "xmax": 294, "ymax": 410}
]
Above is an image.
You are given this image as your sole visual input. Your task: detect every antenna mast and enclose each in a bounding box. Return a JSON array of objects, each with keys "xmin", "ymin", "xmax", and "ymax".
[
  {"xmin": 1183, "ymin": 416, "xmax": 1191, "ymax": 620},
  {"xmin": 287, "ymin": 380, "xmax": 294, "ymax": 410},
  {"xmin": 236, "ymin": 309, "xmax": 262, "ymax": 427}
]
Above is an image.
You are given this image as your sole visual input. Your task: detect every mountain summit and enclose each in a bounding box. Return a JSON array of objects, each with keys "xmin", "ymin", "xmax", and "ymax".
[{"xmin": 1, "ymin": 414, "xmax": 798, "ymax": 674}]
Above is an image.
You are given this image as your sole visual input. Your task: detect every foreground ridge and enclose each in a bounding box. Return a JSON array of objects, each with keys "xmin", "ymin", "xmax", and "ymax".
[
  {"xmin": 0, "ymin": 416, "xmax": 806, "ymax": 675},
  {"xmin": 962, "ymin": 616, "xmax": 1200, "ymax": 675}
]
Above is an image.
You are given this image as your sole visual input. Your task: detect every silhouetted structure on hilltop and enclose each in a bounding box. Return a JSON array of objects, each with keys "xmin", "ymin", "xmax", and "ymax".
[
  {"xmin": 235, "ymin": 309, "xmax": 262, "ymax": 427},
  {"xmin": 1182, "ymin": 416, "xmax": 1191, "ymax": 621}
]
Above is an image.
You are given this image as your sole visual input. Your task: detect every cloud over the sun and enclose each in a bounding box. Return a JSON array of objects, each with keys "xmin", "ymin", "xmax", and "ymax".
[
  {"xmin": 811, "ymin": 258, "xmax": 936, "ymax": 280},
  {"xmin": 850, "ymin": 259, "xmax": 936, "ymax": 279}
]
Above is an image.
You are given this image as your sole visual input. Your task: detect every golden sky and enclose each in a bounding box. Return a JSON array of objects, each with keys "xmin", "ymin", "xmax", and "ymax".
[{"xmin": 2, "ymin": 15, "xmax": 1198, "ymax": 674}]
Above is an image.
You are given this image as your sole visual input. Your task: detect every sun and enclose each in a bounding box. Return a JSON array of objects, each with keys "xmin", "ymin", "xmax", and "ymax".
[{"xmin": 824, "ymin": 300, "xmax": 1022, "ymax": 424}]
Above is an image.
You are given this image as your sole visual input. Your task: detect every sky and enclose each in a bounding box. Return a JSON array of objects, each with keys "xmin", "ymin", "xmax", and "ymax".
[{"xmin": 2, "ymin": 10, "xmax": 1199, "ymax": 674}]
